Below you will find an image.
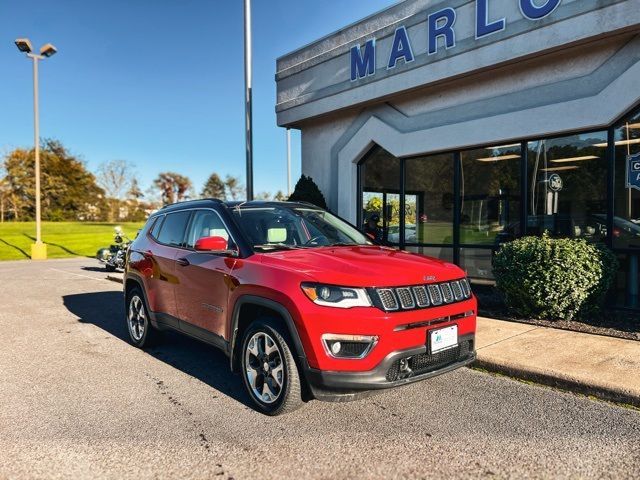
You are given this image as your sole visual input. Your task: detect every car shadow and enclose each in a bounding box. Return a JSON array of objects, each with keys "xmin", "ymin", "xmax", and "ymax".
[
  {"xmin": 62, "ymin": 291, "xmax": 253, "ymax": 409},
  {"xmin": 80, "ymin": 266, "xmax": 109, "ymax": 273}
]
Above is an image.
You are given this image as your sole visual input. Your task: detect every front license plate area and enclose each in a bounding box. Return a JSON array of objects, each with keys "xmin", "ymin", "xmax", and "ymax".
[{"xmin": 428, "ymin": 325, "xmax": 458, "ymax": 354}]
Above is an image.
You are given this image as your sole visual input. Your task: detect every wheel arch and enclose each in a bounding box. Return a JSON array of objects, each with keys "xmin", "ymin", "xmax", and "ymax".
[{"xmin": 229, "ymin": 295, "xmax": 308, "ymax": 375}]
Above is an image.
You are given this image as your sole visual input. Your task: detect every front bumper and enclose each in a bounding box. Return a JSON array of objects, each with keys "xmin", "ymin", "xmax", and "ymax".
[{"xmin": 304, "ymin": 333, "xmax": 476, "ymax": 401}]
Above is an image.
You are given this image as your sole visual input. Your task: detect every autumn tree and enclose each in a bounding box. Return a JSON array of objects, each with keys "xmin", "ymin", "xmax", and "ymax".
[
  {"xmin": 202, "ymin": 173, "xmax": 226, "ymax": 200},
  {"xmin": 153, "ymin": 172, "xmax": 192, "ymax": 205},
  {"xmin": 2, "ymin": 139, "xmax": 106, "ymax": 221}
]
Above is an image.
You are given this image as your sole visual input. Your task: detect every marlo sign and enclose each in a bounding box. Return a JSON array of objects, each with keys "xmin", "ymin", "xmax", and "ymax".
[{"xmin": 351, "ymin": 0, "xmax": 563, "ymax": 81}]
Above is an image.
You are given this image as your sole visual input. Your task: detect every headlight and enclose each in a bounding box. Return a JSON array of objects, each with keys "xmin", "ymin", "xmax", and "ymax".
[{"xmin": 301, "ymin": 283, "xmax": 372, "ymax": 308}]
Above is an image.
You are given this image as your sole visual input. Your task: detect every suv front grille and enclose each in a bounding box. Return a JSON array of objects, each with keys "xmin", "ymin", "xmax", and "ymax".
[
  {"xmin": 372, "ymin": 278, "xmax": 472, "ymax": 312},
  {"xmin": 376, "ymin": 288, "xmax": 398, "ymax": 311},
  {"xmin": 396, "ymin": 288, "xmax": 415, "ymax": 309}
]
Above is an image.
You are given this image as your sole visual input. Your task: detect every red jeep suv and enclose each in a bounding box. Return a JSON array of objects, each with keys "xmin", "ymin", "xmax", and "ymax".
[{"xmin": 124, "ymin": 200, "xmax": 477, "ymax": 415}]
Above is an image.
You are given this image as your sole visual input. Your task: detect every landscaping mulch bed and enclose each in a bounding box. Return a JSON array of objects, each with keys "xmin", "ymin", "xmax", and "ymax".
[{"xmin": 473, "ymin": 284, "xmax": 640, "ymax": 342}]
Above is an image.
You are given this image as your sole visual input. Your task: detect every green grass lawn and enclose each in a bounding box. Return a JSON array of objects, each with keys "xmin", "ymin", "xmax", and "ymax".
[{"xmin": 0, "ymin": 222, "xmax": 145, "ymax": 261}]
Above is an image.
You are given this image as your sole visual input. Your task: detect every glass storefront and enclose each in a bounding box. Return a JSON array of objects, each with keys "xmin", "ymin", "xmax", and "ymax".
[
  {"xmin": 360, "ymin": 146, "xmax": 400, "ymax": 245},
  {"xmin": 527, "ymin": 132, "xmax": 608, "ymax": 241},
  {"xmin": 460, "ymin": 144, "xmax": 521, "ymax": 246},
  {"xmin": 404, "ymin": 154, "xmax": 455, "ymax": 245},
  {"xmin": 358, "ymin": 103, "xmax": 640, "ymax": 309}
]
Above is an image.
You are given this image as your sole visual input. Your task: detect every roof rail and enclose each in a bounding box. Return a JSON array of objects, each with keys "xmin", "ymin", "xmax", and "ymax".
[{"xmin": 160, "ymin": 198, "xmax": 223, "ymax": 209}]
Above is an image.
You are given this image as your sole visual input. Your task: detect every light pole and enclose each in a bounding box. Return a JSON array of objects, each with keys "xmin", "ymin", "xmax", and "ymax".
[
  {"xmin": 15, "ymin": 38, "xmax": 57, "ymax": 260},
  {"xmin": 244, "ymin": 0, "xmax": 254, "ymax": 201}
]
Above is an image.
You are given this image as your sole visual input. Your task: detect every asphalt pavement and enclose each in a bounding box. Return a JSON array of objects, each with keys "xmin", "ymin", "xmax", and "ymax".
[{"xmin": 0, "ymin": 258, "xmax": 638, "ymax": 479}]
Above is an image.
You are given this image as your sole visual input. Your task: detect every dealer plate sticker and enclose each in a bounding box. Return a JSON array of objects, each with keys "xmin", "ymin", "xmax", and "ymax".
[{"xmin": 430, "ymin": 325, "xmax": 458, "ymax": 354}]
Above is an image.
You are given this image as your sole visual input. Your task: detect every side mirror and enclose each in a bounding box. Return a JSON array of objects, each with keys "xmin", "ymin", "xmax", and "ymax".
[
  {"xmin": 194, "ymin": 236, "xmax": 238, "ymax": 257},
  {"xmin": 195, "ymin": 236, "xmax": 228, "ymax": 251}
]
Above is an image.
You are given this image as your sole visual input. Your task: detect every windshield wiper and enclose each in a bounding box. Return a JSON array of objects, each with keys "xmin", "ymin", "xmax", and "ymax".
[
  {"xmin": 328, "ymin": 242, "xmax": 361, "ymax": 247},
  {"xmin": 253, "ymin": 243, "xmax": 308, "ymax": 251}
]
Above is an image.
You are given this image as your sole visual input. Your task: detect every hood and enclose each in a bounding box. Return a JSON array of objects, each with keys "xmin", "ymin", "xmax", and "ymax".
[{"xmin": 258, "ymin": 246, "xmax": 464, "ymax": 287}]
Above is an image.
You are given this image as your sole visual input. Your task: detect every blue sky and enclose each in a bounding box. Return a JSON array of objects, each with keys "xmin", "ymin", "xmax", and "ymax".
[{"xmin": 0, "ymin": 0, "xmax": 396, "ymax": 198}]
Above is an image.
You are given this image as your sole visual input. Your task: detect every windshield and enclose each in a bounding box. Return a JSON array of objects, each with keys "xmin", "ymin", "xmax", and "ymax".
[{"xmin": 231, "ymin": 206, "xmax": 372, "ymax": 251}]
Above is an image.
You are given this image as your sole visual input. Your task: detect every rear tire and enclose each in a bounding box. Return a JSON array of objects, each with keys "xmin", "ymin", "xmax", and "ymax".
[
  {"xmin": 240, "ymin": 320, "xmax": 303, "ymax": 415},
  {"xmin": 125, "ymin": 286, "xmax": 159, "ymax": 348}
]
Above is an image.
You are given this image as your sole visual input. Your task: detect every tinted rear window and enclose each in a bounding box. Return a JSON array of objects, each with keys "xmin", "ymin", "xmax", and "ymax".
[
  {"xmin": 156, "ymin": 211, "xmax": 190, "ymax": 247},
  {"xmin": 149, "ymin": 216, "xmax": 164, "ymax": 239}
]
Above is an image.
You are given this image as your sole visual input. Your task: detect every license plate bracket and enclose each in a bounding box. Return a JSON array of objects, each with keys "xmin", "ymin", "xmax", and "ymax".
[{"xmin": 428, "ymin": 325, "xmax": 458, "ymax": 354}]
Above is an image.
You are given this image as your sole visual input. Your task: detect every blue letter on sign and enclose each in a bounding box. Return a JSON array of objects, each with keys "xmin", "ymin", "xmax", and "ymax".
[
  {"xmin": 388, "ymin": 26, "xmax": 414, "ymax": 69},
  {"xmin": 428, "ymin": 8, "xmax": 456, "ymax": 55},
  {"xmin": 351, "ymin": 39, "xmax": 376, "ymax": 81},
  {"xmin": 519, "ymin": 0, "xmax": 561, "ymax": 20},
  {"xmin": 476, "ymin": 0, "xmax": 506, "ymax": 39}
]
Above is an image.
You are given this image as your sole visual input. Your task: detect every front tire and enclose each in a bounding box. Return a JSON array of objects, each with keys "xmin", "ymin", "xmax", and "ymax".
[
  {"xmin": 126, "ymin": 287, "xmax": 158, "ymax": 348},
  {"xmin": 241, "ymin": 321, "xmax": 303, "ymax": 415}
]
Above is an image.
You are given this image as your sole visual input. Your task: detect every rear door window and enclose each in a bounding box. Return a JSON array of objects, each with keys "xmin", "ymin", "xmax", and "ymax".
[
  {"xmin": 156, "ymin": 211, "xmax": 191, "ymax": 247},
  {"xmin": 149, "ymin": 216, "xmax": 164, "ymax": 240}
]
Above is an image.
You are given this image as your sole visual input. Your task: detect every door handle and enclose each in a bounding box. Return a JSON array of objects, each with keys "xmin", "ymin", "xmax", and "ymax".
[{"xmin": 176, "ymin": 257, "xmax": 190, "ymax": 267}]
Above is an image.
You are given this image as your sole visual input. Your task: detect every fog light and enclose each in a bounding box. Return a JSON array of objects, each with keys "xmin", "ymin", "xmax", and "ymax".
[{"xmin": 321, "ymin": 334, "xmax": 378, "ymax": 359}]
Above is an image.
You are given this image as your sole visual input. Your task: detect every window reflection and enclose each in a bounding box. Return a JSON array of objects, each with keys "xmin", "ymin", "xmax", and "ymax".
[
  {"xmin": 460, "ymin": 144, "xmax": 521, "ymax": 246},
  {"xmin": 360, "ymin": 146, "xmax": 400, "ymax": 244},
  {"xmin": 527, "ymin": 132, "xmax": 608, "ymax": 241},
  {"xmin": 404, "ymin": 154, "xmax": 455, "ymax": 244}
]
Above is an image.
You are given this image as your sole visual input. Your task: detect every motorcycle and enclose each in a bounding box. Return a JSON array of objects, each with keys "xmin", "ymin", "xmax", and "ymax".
[{"xmin": 96, "ymin": 226, "xmax": 131, "ymax": 272}]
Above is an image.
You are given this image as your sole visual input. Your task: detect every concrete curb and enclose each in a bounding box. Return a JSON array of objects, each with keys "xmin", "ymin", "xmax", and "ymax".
[{"xmin": 472, "ymin": 358, "xmax": 640, "ymax": 408}]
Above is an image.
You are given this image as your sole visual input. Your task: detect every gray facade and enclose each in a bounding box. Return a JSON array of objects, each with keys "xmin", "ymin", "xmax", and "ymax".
[{"xmin": 276, "ymin": 0, "xmax": 640, "ymax": 308}]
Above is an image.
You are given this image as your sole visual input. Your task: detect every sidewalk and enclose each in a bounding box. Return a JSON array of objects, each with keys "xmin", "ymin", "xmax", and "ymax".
[{"xmin": 474, "ymin": 316, "xmax": 640, "ymax": 407}]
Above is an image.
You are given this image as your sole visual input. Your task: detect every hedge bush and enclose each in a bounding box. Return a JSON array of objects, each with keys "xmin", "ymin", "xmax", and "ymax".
[{"xmin": 493, "ymin": 234, "xmax": 618, "ymax": 320}]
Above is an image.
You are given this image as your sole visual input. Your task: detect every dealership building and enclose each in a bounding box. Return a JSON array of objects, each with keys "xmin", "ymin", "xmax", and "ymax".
[{"xmin": 276, "ymin": 0, "xmax": 640, "ymax": 310}]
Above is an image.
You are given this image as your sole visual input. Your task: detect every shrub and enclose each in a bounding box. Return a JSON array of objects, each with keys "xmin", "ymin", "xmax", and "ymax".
[
  {"xmin": 493, "ymin": 234, "xmax": 618, "ymax": 320},
  {"xmin": 288, "ymin": 175, "xmax": 328, "ymax": 210}
]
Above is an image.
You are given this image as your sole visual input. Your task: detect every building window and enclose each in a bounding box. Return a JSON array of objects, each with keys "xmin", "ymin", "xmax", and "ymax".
[
  {"xmin": 360, "ymin": 146, "xmax": 401, "ymax": 244},
  {"xmin": 613, "ymin": 108, "xmax": 640, "ymax": 308},
  {"xmin": 460, "ymin": 144, "xmax": 521, "ymax": 246},
  {"xmin": 527, "ymin": 132, "xmax": 608, "ymax": 241},
  {"xmin": 404, "ymin": 153, "xmax": 455, "ymax": 245},
  {"xmin": 613, "ymin": 111, "xmax": 640, "ymax": 249}
]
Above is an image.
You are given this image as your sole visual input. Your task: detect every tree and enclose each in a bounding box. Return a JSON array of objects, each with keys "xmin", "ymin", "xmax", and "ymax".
[
  {"xmin": 273, "ymin": 190, "xmax": 287, "ymax": 201},
  {"xmin": 0, "ymin": 175, "xmax": 8, "ymax": 223},
  {"xmin": 254, "ymin": 191, "xmax": 272, "ymax": 200},
  {"xmin": 224, "ymin": 175, "xmax": 245, "ymax": 200},
  {"xmin": 2, "ymin": 139, "xmax": 106, "ymax": 221},
  {"xmin": 202, "ymin": 173, "xmax": 226, "ymax": 200},
  {"xmin": 153, "ymin": 172, "xmax": 192, "ymax": 205},
  {"xmin": 96, "ymin": 159, "xmax": 135, "ymax": 222},
  {"xmin": 288, "ymin": 175, "xmax": 328, "ymax": 209},
  {"xmin": 127, "ymin": 179, "xmax": 144, "ymax": 201}
]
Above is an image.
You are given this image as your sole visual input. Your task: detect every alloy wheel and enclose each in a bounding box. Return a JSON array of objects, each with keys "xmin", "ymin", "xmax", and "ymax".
[
  {"xmin": 244, "ymin": 331, "xmax": 285, "ymax": 404},
  {"xmin": 128, "ymin": 295, "xmax": 146, "ymax": 342}
]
